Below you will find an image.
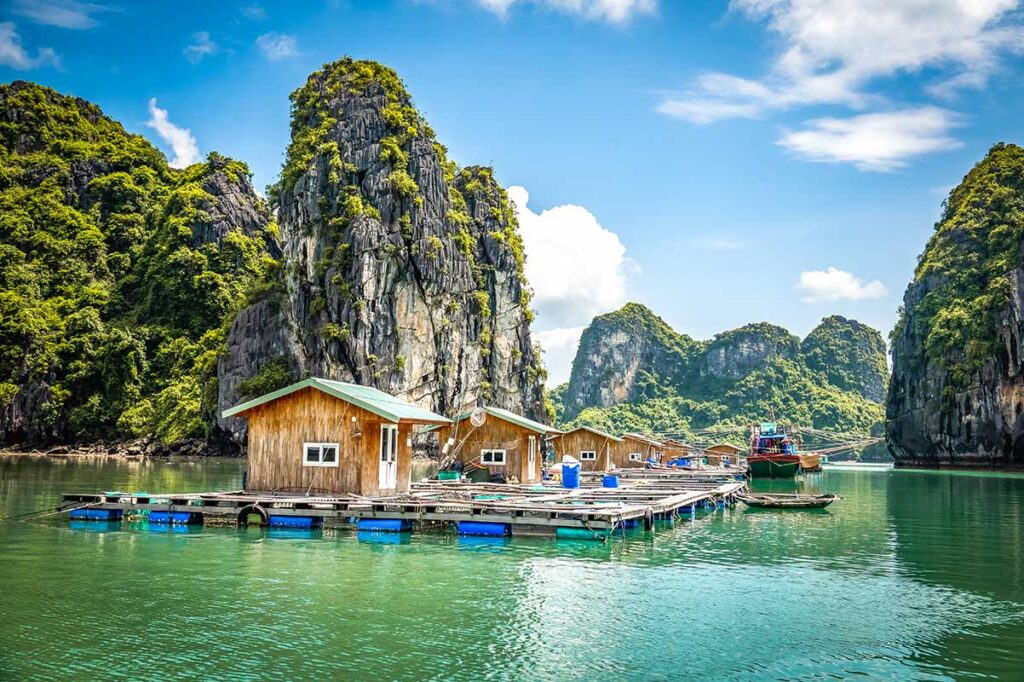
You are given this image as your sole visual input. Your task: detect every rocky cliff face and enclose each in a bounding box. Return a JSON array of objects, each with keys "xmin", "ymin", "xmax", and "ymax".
[
  {"xmin": 0, "ymin": 82, "xmax": 277, "ymax": 447},
  {"xmin": 700, "ymin": 323, "xmax": 799, "ymax": 380},
  {"xmin": 887, "ymin": 144, "xmax": 1024, "ymax": 469},
  {"xmin": 560, "ymin": 303, "xmax": 697, "ymax": 419},
  {"xmin": 558, "ymin": 303, "xmax": 887, "ymax": 437},
  {"xmin": 218, "ymin": 59, "xmax": 545, "ymax": 440}
]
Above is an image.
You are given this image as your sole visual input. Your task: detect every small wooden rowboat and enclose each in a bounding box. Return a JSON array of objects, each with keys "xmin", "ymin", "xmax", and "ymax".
[{"xmin": 737, "ymin": 492, "xmax": 838, "ymax": 509}]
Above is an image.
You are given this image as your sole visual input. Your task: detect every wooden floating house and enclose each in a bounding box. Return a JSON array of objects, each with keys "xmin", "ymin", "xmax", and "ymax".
[
  {"xmin": 435, "ymin": 406, "xmax": 560, "ymax": 483},
  {"xmin": 221, "ymin": 377, "xmax": 450, "ymax": 496},
  {"xmin": 553, "ymin": 426, "xmax": 624, "ymax": 471},
  {"xmin": 617, "ymin": 433, "xmax": 664, "ymax": 466},
  {"xmin": 703, "ymin": 442, "xmax": 744, "ymax": 467}
]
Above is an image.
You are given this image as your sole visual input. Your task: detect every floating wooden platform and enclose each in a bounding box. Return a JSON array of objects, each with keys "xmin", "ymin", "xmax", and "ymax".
[{"xmin": 60, "ymin": 473, "xmax": 747, "ymax": 540}]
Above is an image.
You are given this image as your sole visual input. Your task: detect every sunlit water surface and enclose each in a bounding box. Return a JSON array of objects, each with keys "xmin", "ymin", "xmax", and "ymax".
[{"xmin": 1, "ymin": 456, "xmax": 1022, "ymax": 680}]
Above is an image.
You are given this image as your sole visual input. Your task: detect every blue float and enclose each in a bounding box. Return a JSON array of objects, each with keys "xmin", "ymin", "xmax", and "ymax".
[
  {"xmin": 70, "ymin": 508, "xmax": 122, "ymax": 522},
  {"xmin": 457, "ymin": 521, "xmax": 510, "ymax": 536},
  {"xmin": 149, "ymin": 511, "xmax": 204, "ymax": 525},
  {"xmin": 268, "ymin": 515, "xmax": 321, "ymax": 529},
  {"xmin": 356, "ymin": 518, "xmax": 411, "ymax": 533},
  {"xmin": 602, "ymin": 474, "xmax": 619, "ymax": 488}
]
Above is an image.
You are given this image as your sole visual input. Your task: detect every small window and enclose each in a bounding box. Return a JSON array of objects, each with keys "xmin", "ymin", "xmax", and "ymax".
[
  {"xmin": 481, "ymin": 449, "xmax": 506, "ymax": 465},
  {"xmin": 629, "ymin": 452, "xmax": 642, "ymax": 462},
  {"xmin": 528, "ymin": 436, "xmax": 536, "ymax": 465},
  {"xmin": 303, "ymin": 442, "xmax": 340, "ymax": 467},
  {"xmin": 580, "ymin": 451, "xmax": 597, "ymax": 461}
]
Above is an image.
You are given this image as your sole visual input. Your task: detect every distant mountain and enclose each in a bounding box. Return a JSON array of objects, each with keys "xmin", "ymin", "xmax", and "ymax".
[
  {"xmin": 555, "ymin": 303, "xmax": 886, "ymax": 442},
  {"xmin": 888, "ymin": 143, "xmax": 1024, "ymax": 469}
]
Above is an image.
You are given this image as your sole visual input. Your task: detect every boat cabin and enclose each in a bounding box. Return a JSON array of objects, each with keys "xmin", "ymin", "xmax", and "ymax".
[
  {"xmin": 553, "ymin": 426, "xmax": 623, "ymax": 472},
  {"xmin": 437, "ymin": 406, "xmax": 560, "ymax": 483},
  {"xmin": 221, "ymin": 377, "xmax": 450, "ymax": 496}
]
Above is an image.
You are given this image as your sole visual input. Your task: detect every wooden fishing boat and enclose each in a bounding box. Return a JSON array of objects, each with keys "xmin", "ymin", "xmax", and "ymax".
[
  {"xmin": 747, "ymin": 421, "xmax": 802, "ymax": 478},
  {"xmin": 799, "ymin": 452, "xmax": 822, "ymax": 471},
  {"xmin": 737, "ymin": 492, "xmax": 838, "ymax": 509}
]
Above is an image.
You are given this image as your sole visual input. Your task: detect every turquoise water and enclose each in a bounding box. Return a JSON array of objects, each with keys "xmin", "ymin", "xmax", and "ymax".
[{"xmin": 1, "ymin": 456, "xmax": 1022, "ymax": 680}]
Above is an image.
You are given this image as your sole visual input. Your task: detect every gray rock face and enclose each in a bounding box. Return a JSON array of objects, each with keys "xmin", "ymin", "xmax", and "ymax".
[
  {"xmin": 217, "ymin": 60, "xmax": 545, "ymax": 440},
  {"xmin": 192, "ymin": 155, "xmax": 281, "ymax": 255},
  {"xmin": 887, "ymin": 270, "xmax": 1024, "ymax": 469},
  {"xmin": 701, "ymin": 324, "xmax": 800, "ymax": 380},
  {"xmin": 886, "ymin": 143, "xmax": 1024, "ymax": 469},
  {"xmin": 561, "ymin": 303, "xmax": 695, "ymax": 419}
]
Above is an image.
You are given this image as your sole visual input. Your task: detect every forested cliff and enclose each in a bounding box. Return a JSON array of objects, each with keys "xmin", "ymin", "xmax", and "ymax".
[
  {"xmin": 0, "ymin": 59, "xmax": 546, "ymax": 449},
  {"xmin": 888, "ymin": 143, "xmax": 1024, "ymax": 468},
  {"xmin": 554, "ymin": 303, "xmax": 887, "ymax": 441}
]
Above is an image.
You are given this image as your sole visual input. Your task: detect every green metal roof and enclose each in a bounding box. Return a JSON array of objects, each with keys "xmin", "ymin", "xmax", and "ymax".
[
  {"xmin": 558, "ymin": 425, "xmax": 623, "ymax": 442},
  {"xmin": 221, "ymin": 377, "xmax": 451, "ymax": 424},
  {"xmin": 450, "ymin": 405, "xmax": 560, "ymax": 435}
]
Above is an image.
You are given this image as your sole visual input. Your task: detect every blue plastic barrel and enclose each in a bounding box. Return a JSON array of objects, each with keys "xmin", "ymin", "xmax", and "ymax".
[
  {"xmin": 269, "ymin": 515, "xmax": 321, "ymax": 529},
  {"xmin": 457, "ymin": 521, "xmax": 510, "ymax": 536},
  {"xmin": 70, "ymin": 508, "xmax": 122, "ymax": 522},
  {"xmin": 562, "ymin": 461, "xmax": 581, "ymax": 489},
  {"xmin": 357, "ymin": 518, "xmax": 411, "ymax": 533},
  {"xmin": 149, "ymin": 511, "xmax": 203, "ymax": 525},
  {"xmin": 602, "ymin": 474, "xmax": 619, "ymax": 488}
]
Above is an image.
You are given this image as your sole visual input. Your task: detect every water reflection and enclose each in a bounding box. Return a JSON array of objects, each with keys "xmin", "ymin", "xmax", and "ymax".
[{"xmin": 2, "ymin": 455, "xmax": 1024, "ymax": 680}]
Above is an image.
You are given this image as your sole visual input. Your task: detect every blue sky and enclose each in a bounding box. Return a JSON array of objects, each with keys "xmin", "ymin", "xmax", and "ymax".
[{"xmin": 4, "ymin": 0, "xmax": 1024, "ymax": 384}]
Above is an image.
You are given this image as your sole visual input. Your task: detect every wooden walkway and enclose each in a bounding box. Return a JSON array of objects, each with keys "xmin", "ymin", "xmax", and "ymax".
[{"xmin": 61, "ymin": 474, "xmax": 747, "ymax": 538}]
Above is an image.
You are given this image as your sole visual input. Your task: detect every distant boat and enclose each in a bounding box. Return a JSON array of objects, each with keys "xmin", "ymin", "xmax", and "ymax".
[
  {"xmin": 747, "ymin": 421, "xmax": 802, "ymax": 478},
  {"xmin": 737, "ymin": 492, "xmax": 839, "ymax": 509},
  {"xmin": 799, "ymin": 452, "xmax": 822, "ymax": 472}
]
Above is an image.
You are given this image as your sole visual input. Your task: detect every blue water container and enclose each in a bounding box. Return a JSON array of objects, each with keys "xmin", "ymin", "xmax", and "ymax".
[
  {"xmin": 70, "ymin": 508, "xmax": 122, "ymax": 522},
  {"xmin": 356, "ymin": 518, "xmax": 411, "ymax": 533},
  {"xmin": 602, "ymin": 474, "xmax": 619, "ymax": 488},
  {"xmin": 149, "ymin": 511, "xmax": 203, "ymax": 525},
  {"xmin": 269, "ymin": 515, "xmax": 321, "ymax": 529},
  {"xmin": 457, "ymin": 521, "xmax": 510, "ymax": 536},
  {"xmin": 562, "ymin": 461, "xmax": 581, "ymax": 489}
]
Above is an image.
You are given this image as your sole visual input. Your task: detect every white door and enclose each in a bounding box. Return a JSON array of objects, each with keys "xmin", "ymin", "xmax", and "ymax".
[
  {"xmin": 379, "ymin": 424, "xmax": 398, "ymax": 489},
  {"xmin": 526, "ymin": 436, "xmax": 537, "ymax": 481}
]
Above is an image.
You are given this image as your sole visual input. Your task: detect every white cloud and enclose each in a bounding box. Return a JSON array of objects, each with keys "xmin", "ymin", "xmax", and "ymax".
[
  {"xmin": 476, "ymin": 0, "xmax": 656, "ymax": 24},
  {"xmin": 256, "ymin": 32, "xmax": 297, "ymax": 60},
  {"xmin": 145, "ymin": 99, "xmax": 201, "ymax": 169},
  {"xmin": 510, "ymin": 185, "xmax": 633, "ymax": 385},
  {"xmin": 511, "ymin": 186, "xmax": 631, "ymax": 328},
  {"xmin": 658, "ymin": 0, "xmax": 1024, "ymax": 124},
  {"xmin": 535, "ymin": 326, "xmax": 586, "ymax": 385},
  {"xmin": 0, "ymin": 23, "xmax": 60, "ymax": 70},
  {"xmin": 11, "ymin": 0, "xmax": 107, "ymax": 30},
  {"xmin": 184, "ymin": 31, "xmax": 219, "ymax": 64},
  {"xmin": 797, "ymin": 267, "xmax": 887, "ymax": 303},
  {"xmin": 240, "ymin": 5, "xmax": 266, "ymax": 20},
  {"xmin": 777, "ymin": 107, "xmax": 963, "ymax": 171}
]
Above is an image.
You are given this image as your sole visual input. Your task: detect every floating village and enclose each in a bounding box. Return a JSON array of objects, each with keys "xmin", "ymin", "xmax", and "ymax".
[{"xmin": 59, "ymin": 377, "xmax": 854, "ymax": 541}]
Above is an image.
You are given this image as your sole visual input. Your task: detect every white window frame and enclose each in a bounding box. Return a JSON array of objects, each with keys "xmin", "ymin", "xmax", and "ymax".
[
  {"xmin": 303, "ymin": 442, "xmax": 340, "ymax": 468},
  {"xmin": 480, "ymin": 449, "xmax": 506, "ymax": 466},
  {"xmin": 628, "ymin": 452, "xmax": 642, "ymax": 462},
  {"xmin": 379, "ymin": 424, "xmax": 398, "ymax": 463},
  {"xmin": 580, "ymin": 450, "xmax": 597, "ymax": 461},
  {"xmin": 528, "ymin": 436, "xmax": 536, "ymax": 466}
]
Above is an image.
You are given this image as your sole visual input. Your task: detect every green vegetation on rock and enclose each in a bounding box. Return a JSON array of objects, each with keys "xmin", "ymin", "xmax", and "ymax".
[
  {"xmin": 557, "ymin": 303, "xmax": 887, "ymax": 444},
  {"xmin": 895, "ymin": 143, "xmax": 1024, "ymax": 385},
  {"xmin": 0, "ymin": 82, "xmax": 278, "ymax": 446}
]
